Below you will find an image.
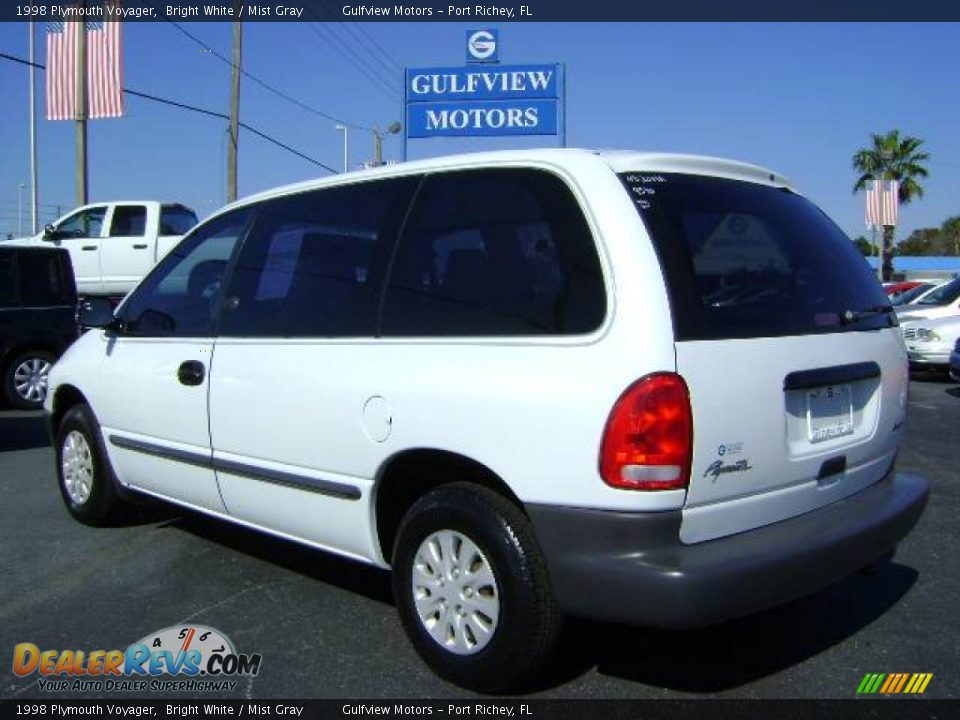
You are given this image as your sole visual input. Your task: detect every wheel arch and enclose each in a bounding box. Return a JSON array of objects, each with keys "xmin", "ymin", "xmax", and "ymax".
[
  {"xmin": 50, "ymin": 384, "xmax": 90, "ymax": 431},
  {"xmin": 372, "ymin": 448, "xmax": 525, "ymax": 565}
]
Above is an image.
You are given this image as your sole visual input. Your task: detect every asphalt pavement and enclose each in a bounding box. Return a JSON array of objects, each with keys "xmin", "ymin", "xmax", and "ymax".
[{"xmin": 1, "ymin": 377, "xmax": 958, "ymax": 700}]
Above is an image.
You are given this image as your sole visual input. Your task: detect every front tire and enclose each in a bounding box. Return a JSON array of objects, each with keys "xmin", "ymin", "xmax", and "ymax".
[
  {"xmin": 4, "ymin": 350, "xmax": 55, "ymax": 410},
  {"xmin": 392, "ymin": 483, "xmax": 561, "ymax": 692},
  {"xmin": 55, "ymin": 403, "xmax": 129, "ymax": 526}
]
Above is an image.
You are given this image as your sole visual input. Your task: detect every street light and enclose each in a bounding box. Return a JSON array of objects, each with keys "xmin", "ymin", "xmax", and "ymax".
[
  {"xmin": 17, "ymin": 183, "xmax": 25, "ymax": 237},
  {"xmin": 372, "ymin": 122, "xmax": 402, "ymax": 166},
  {"xmin": 335, "ymin": 124, "xmax": 348, "ymax": 173}
]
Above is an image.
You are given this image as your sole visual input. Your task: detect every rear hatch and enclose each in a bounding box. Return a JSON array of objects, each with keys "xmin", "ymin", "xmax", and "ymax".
[{"xmin": 619, "ymin": 171, "xmax": 907, "ymax": 544}]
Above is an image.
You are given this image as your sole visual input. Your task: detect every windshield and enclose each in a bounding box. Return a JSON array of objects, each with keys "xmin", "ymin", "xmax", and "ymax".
[
  {"xmin": 914, "ymin": 277, "xmax": 960, "ymax": 306},
  {"xmin": 620, "ymin": 172, "xmax": 893, "ymax": 340},
  {"xmin": 891, "ymin": 283, "xmax": 933, "ymax": 306}
]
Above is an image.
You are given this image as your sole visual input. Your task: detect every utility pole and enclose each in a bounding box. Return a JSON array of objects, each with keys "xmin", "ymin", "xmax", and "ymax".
[
  {"xmin": 373, "ymin": 128, "xmax": 383, "ymax": 167},
  {"xmin": 227, "ymin": 15, "xmax": 242, "ymax": 203},
  {"xmin": 18, "ymin": 184, "xmax": 25, "ymax": 237},
  {"xmin": 76, "ymin": 10, "xmax": 89, "ymax": 206},
  {"xmin": 29, "ymin": 21, "xmax": 39, "ymax": 233}
]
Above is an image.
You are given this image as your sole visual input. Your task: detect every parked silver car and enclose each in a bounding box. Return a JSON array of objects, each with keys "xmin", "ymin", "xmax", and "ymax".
[{"xmin": 901, "ymin": 314, "xmax": 960, "ymax": 372}]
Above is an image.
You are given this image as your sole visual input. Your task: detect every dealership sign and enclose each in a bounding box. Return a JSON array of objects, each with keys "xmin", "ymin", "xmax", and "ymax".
[{"xmin": 404, "ymin": 32, "xmax": 564, "ymax": 140}]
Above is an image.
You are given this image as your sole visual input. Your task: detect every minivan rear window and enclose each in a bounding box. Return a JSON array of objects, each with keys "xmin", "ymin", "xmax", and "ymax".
[{"xmin": 620, "ymin": 173, "xmax": 894, "ymax": 340}]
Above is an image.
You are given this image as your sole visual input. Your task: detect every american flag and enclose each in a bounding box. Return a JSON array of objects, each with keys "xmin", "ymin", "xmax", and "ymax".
[
  {"xmin": 865, "ymin": 179, "xmax": 900, "ymax": 227},
  {"xmin": 882, "ymin": 179, "xmax": 900, "ymax": 226},
  {"xmin": 865, "ymin": 179, "xmax": 882, "ymax": 227},
  {"xmin": 46, "ymin": 12, "xmax": 123, "ymax": 121}
]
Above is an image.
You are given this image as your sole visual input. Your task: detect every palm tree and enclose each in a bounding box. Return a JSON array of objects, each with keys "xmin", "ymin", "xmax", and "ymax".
[{"xmin": 852, "ymin": 130, "xmax": 930, "ymax": 280}]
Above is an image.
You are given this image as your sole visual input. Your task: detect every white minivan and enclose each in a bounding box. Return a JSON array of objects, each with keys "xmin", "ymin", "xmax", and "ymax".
[{"xmin": 47, "ymin": 150, "xmax": 929, "ymax": 691}]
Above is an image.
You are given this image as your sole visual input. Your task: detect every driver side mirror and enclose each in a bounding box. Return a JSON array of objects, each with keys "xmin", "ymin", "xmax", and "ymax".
[
  {"xmin": 77, "ymin": 297, "xmax": 115, "ymax": 329},
  {"xmin": 42, "ymin": 223, "xmax": 59, "ymax": 241}
]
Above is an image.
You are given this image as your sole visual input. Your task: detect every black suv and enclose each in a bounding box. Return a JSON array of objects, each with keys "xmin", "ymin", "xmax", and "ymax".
[{"xmin": 0, "ymin": 246, "xmax": 78, "ymax": 409}]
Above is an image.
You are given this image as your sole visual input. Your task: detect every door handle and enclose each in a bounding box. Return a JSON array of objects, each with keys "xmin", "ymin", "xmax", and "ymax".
[
  {"xmin": 133, "ymin": 244, "xmax": 148, "ymax": 249},
  {"xmin": 81, "ymin": 246, "xmax": 97, "ymax": 251},
  {"xmin": 177, "ymin": 360, "xmax": 205, "ymax": 386}
]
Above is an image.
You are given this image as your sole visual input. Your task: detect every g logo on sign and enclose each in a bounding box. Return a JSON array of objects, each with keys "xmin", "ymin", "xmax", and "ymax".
[{"xmin": 467, "ymin": 29, "xmax": 498, "ymax": 62}]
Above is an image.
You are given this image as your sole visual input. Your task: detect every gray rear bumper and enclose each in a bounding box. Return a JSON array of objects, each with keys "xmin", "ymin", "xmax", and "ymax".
[{"xmin": 526, "ymin": 471, "xmax": 929, "ymax": 629}]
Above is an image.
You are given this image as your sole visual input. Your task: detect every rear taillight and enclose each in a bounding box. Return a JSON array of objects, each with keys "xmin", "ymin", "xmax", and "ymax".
[{"xmin": 599, "ymin": 373, "xmax": 692, "ymax": 491}]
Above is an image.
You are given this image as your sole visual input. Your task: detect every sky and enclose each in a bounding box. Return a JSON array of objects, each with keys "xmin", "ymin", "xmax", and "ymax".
[{"xmin": 0, "ymin": 21, "xmax": 958, "ymax": 244}]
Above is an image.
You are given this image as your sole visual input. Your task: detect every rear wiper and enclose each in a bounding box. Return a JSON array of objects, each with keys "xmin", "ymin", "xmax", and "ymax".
[{"xmin": 840, "ymin": 305, "xmax": 894, "ymax": 324}]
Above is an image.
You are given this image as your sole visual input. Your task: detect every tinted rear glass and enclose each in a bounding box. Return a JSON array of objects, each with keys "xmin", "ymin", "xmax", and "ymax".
[
  {"xmin": 160, "ymin": 206, "xmax": 199, "ymax": 236},
  {"xmin": 18, "ymin": 250, "xmax": 75, "ymax": 306},
  {"xmin": 620, "ymin": 173, "xmax": 893, "ymax": 340},
  {"xmin": 381, "ymin": 168, "xmax": 606, "ymax": 336}
]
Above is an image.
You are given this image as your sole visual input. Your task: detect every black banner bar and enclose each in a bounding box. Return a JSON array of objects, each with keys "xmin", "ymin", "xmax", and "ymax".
[
  {"xmin": 0, "ymin": 700, "xmax": 954, "ymax": 720},
  {"xmin": 4, "ymin": 0, "xmax": 960, "ymax": 23}
]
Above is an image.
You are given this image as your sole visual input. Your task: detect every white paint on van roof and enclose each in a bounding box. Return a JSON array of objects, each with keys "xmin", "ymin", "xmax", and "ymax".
[{"xmin": 221, "ymin": 148, "xmax": 797, "ymax": 217}]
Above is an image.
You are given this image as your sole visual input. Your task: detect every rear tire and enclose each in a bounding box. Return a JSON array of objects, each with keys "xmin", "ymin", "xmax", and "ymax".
[
  {"xmin": 392, "ymin": 483, "xmax": 561, "ymax": 692},
  {"xmin": 3, "ymin": 350, "xmax": 55, "ymax": 410},
  {"xmin": 55, "ymin": 403, "xmax": 129, "ymax": 526}
]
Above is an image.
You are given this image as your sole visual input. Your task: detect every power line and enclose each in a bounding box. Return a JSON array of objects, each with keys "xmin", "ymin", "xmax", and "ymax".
[
  {"xmin": 305, "ymin": 22, "xmax": 401, "ymax": 102},
  {"xmin": 311, "ymin": 0, "xmax": 403, "ymax": 79},
  {"xmin": 0, "ymin": 52, "xmax": 337, "ymax": 173},
  {"xmin": 162, "ymin": 18, "xmax": 377, "ymax": 132},
  {"xmin": 348, "ymin": 22, "xmax": 404, "ymax": 76},
  {"xmin": 309, "ymin": 0, "xmax": 404, "ymax": 75},
  {"xmin": 302, "ymin": 15, "xmax": 402, "ymax": 103}
]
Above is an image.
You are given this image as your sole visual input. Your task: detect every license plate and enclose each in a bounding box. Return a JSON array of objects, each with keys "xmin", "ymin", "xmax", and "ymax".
[{"xmin": 806, "ymin": 384, "xmax": 854, "ymax": 443}]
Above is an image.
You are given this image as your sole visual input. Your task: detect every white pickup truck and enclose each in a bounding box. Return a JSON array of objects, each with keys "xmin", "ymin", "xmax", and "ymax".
[{"xmin": 3, "ymin": 201, "xmax": 198, "ymax": 297}]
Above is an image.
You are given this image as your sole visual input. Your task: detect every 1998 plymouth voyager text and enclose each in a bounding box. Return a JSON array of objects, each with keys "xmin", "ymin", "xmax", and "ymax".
[
  {"xmin": 12, "ymin": 705, "xmax": 304, "ymax": 717},
  {"xmin": 15, "ymin": 3, "xmax": 533, "ymax": 19}
]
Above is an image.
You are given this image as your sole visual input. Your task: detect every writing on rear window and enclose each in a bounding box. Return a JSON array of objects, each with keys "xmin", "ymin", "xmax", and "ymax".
[{"xmin": 619, "ymin": 172, "xmax": 893, "ymax": 341}]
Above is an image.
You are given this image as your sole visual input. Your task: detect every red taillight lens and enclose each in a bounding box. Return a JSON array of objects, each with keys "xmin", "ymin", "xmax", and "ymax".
[{"xmin": 599, "ymin": 373, "xmax": 693, "ymax": 491}]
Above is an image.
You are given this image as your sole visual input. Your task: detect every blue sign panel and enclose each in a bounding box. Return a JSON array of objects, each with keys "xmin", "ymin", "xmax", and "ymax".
[
  {"xmin": 406, "ymin": 64, "xmax": 560, "ymax": 103},
  {"xmin": 407, "ymin": 100, "xmax": 558, "ymax": 138},
  {"xmin": 466, "ymin": 29, "xmax": 499, "ymax": 63}
]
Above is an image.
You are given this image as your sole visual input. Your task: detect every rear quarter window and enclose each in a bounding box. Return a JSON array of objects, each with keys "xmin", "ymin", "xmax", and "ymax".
[
  {"xmin": 620, "ymin": 172, "xmax": 893, "ymax": 340},
  {"xmin": 381, "ymin": 168, "xmax": 606, "ymax": 336}
]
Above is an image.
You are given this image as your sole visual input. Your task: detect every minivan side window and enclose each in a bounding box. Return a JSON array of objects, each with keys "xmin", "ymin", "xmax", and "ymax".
[
  {"xmin": 380, "ymin": 168, "xmax": 606, "ymax": 336},
  {"xmin": 219, "ymin": 177, "xmax": 419, "ymax": 338},
  {"xmin": 118, "ymin": 210, "xmax": 250, "ymax": 337}
]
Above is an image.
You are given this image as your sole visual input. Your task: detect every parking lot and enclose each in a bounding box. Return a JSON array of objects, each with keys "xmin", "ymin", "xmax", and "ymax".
[{"xmin": 1, "ymin": 377, "xmax": 958, "ymax": 700}]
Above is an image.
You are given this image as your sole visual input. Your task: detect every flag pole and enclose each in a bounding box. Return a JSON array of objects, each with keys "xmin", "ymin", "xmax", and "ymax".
[
  {"xmin": 75, "ymin": 10, "xmax": 89, "ymax": 206},
  {"xmin": 28, "ymin": 21, "xmax": 39, "ymax": 234},
  {"xmin": 873, "ymin": 221, "xmax": 881, "ymax": 282},
  {"xmin": 875, "ymin": 175, "xmax": 884, "ymax": 282}
]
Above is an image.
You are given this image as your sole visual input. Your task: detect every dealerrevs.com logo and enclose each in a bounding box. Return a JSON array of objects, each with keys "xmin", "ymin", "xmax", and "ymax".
[{"xmin": 13, "ymin": 625, "xmax": 262, "ymax": 693}]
